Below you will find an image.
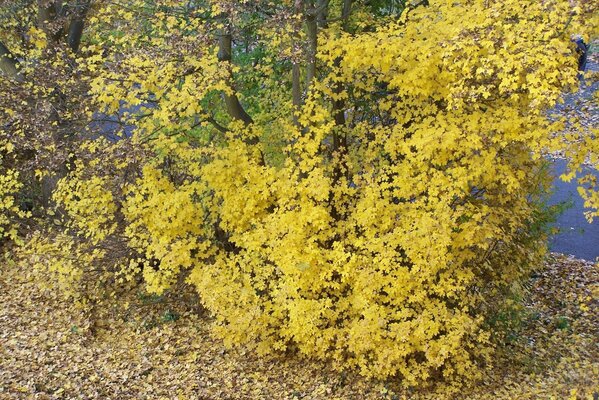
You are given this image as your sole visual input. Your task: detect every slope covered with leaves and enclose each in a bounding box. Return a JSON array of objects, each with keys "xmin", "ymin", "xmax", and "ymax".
[{"xmin": 0, "ymin": 252, "xmax": 596, "ymax": 399}]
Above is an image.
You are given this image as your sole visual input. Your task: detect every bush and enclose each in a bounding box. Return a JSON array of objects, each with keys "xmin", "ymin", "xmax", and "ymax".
[{"xmin": 5, "ymin": 0, "xmax": 597, "ymax": 389}]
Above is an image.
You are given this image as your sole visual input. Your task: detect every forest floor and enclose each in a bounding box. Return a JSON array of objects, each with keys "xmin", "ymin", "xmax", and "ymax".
[{"xmin": 0, "ymin": 252, "xmax": 597, "ymax": 400}]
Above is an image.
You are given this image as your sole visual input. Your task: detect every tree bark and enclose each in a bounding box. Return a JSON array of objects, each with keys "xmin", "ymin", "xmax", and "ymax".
[
  {"xmin": 305, "ymin": 12, "xmax": 317, "ymax": 91},
  {"xmin": 0, "ymin": 42, "xmax": 21, "ymax": 80},
  {"xmin": 292, "ymin": 62, "xmax": 302, "ymax": 125},
  {"xmin": 37, "ymin": 0, "xmax": 62, "ymax": 41},
  {"xmin": 292, "ymin": 0, "xmax": 304, "ymax": 125},
  {"xmin": 67, "ymin": 0, "xmax": 90, "ymax": 53},
  {"xmin": 342, "ymin": 0, "xmax": 352, "ymax": 23},
  {"xmin": 37, "ymin": 0, "xmax": 56, "ymax": 28},
  {"xmin": 216, "ymin": 19, "xmax": 253, "ymax": 125},
  {"xmin": 329, "ymin": 0, "xmax": 352, "ymax": 221},
  {"xmin": 316, "ymin": 0, "xmax": 329, "ymax": 27}
]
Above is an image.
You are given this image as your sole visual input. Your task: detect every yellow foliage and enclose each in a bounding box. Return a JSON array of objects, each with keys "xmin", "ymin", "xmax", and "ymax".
[
  {"xmin": 123, "ymin": 164, "xmax": 213, "ymax": 293},
  {"xmin": 13, "ymin": 0, "xmax": 597, "ymax": 388},
  {"xmin": 0, "ymin": 137, "xmax": 28, "ymax": 242},
  {"xmin": 53, "ymin": 164, "xmax": 118, "ymax": 245},
  {"xmin": 0, "ymin": 168, "xmax": 26, "ymax": 242}
]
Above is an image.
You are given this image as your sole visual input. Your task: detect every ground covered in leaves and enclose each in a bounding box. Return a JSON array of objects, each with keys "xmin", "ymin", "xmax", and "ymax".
[{"xmin": 0, "ymin": 253, "xmax": 597, "ymax": 399}]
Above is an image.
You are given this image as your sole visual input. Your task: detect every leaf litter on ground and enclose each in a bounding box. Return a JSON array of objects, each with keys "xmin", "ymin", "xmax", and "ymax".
[{"xmin": 0, "ymin": 252, "xmax": 597, "ymax": 399}]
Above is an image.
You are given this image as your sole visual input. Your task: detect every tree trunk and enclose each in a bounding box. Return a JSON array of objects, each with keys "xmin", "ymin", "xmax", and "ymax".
[
  {"xmin": 67, "ymin": 0, "xmax": 90, "ymax": 53},
  {"xmin": 0, "ymin": 42, "xmax": 21, "ymax": 80},
  {"xmin": 216, "ymin": 18, "xmax": 253, "ymax": 125}
]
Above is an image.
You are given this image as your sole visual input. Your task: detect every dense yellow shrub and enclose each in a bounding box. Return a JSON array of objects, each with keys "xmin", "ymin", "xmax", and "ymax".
[
  {"xmin": 184, "ymin": 0, "xmax": 594, "ymax": 385},
  {"xmin": 11, "ymin": 0, "xmax": 597, "ymax": 389}
]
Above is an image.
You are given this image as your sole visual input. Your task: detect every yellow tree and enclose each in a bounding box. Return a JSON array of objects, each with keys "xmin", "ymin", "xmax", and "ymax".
[{"xmin": 8, "ymin": 0, "xmax": 598, "ymax": 388}]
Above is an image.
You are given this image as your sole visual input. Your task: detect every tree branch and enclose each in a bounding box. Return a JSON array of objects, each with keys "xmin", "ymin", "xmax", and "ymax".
[
  {"xmin": 321, "ymin": 0, "xmax": 352, "ymax": 24},
  {"xmin": 206, "ymin": 116, "xmax": 229, "ymax": 133}
]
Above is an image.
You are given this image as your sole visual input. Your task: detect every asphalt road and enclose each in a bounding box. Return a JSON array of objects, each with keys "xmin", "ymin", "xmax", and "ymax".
[
  {"xmin": 548, "ymin": 54, "xmax": 598, "ymax": 261},
  {"xmin": 548, "ymin": 159, "xmax": 599, "ymax": 261}
]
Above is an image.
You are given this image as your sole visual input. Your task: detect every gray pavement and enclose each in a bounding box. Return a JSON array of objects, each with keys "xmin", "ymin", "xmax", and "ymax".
[
  {"xmin": 548, "ymin": 159, "xmax": 599, "ymax": 261},
  {"xmin": 548, "ymin": 52, "xmax": 598, "ymax": 261}
]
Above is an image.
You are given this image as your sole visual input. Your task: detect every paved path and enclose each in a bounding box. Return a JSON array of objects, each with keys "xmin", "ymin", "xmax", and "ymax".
[
  {"xmin": 548, "ymin": 50, "xmax": 598, "ymax": 261},
  {"xmin": 548, "ymin": 159, "xmax": 599, "ymax": 261}
]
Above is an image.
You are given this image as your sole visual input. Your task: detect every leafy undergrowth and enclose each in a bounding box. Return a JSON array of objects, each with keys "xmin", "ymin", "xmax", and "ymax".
[{"xmin": 0, "ymin": 253, "xmax": 597, "ymax": 399}]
